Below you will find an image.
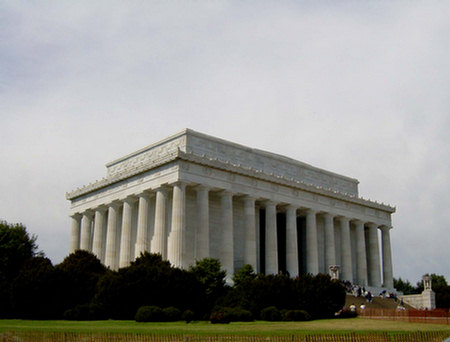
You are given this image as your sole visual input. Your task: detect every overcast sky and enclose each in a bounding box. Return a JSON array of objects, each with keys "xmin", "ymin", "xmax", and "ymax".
[{"xmin": 1, "ymin": 1, "xmax": 449, "ymax": 284}]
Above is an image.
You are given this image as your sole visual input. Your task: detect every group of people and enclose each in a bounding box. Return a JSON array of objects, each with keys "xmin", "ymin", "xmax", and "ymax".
[{"xmin": 349, "ymin": 285, "xmax": 373, "ymax": 303}]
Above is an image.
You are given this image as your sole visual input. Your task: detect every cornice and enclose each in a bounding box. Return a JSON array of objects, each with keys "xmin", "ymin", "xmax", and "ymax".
[
  {"xmin": 178, "ymin": 151, "xmax": 395, "ymax": 213},
  {"xmin": 66, "ymin": 149, "xmax": 396, "ymax": 213},
  {"xmin": 66, "ymin": 150, "xmax": 179, "ymax": 200}
]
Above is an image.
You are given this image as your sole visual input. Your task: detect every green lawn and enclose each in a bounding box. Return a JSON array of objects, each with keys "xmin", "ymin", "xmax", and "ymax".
[{"xmin": 0, "ymin": 318, "xmax": 449, "ymax": 335}]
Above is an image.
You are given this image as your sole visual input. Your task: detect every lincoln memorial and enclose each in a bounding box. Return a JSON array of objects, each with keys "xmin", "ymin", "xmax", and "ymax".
[{"xmin": 66, "ymin": 129, "xmax": 396, "ymax": 290}]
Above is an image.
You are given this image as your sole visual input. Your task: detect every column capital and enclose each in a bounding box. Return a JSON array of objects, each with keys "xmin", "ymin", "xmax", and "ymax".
[
  {"xmin": 122, "ymin": 196, "xmax": 138, "ymax": 205},
  {"xmin": 285, "ymin": 204, "xmax": 298, "ymax": 212},
  {"xmin": 194, "ymin": 184, "xmax": 210, "ymax": 191},
  {"xmin": 219, "ymin": 189, "xmax": 234, "ymax": 197},
  {"xmin": 154, "ymin": 185, "xmax": 169, "ymax": 194},
  {"xmin": 94, "ymin": 205, "xmax": 108, "ymax": 213},
  {"xmin": 338, "ymin": 216, "xmax": 350, "ymax": 223},
  {"xmin": 171, "ymin": 181, "xmax": 186, "ymax": 189},
  {"xmin": 243, "ymin": 195, "xmax": 256, "ymax": 202},
  {"xmin": 304, "ymin": 208, "xmax": 317, "ymax": 215},
  {"xmin": 352, "ymin": 219, "xmax": 365, "ymax": 226},
  {"xmin": 264, "ymin": 200, "xmax": 277, "ymax": 207},
  {"xmin": 82, "ymin": 210, "xmax": 94, "ymax": 218},
  {"xmin": 107, "ymin": 201, "xmax": 121, "ymax": 209},
  {"xmin": 380, "ymin": 225, "xmax": 392, "ymax": 232},
  {"xmin": 137, "ymin": 191, "xmax": 153, "ymax": 199},
  {"xmin": 70, "ymin": 213, "xmax": 82, "ymax": 220},
  {"xmin": 367, "ymin": 222, "xmax": 379, "ymax": 229},
  {"xmin": 322, "ymin": 212, "xmax": 335, "ymax": 220}
]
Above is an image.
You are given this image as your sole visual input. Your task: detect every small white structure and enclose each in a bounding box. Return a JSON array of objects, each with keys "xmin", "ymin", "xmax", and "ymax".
[
  {"xmin": 66, "ymin": 129, "xmax": 396, "ymax": 288},
  {"xmin": 401, "ymin": 276, "xmax": 436, "ymax": 309}
]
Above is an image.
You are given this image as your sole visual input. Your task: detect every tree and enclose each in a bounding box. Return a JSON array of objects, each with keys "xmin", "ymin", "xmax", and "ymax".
[
  {"xmin": 0, "ymin": 221, "xmax": 40, "ymax": 283},
  {"xmin": 232, "ymin": 264, "xmax": 257, "ymax": 287},
  {"xmin": 56, "ymin": 250, "xmax": 107, "ymax": 315},
  {"xmin": 394, "ymin": 277, "xmax": 417, "ymax": 295},
  {"xmin": 0, "ymin": 221, "xmax": 41, "ymax": 318},
  {"xmin": 11, "ymin": 257, "xmax": 60, "ymax": 319},
  {"xmin": 189, "ymin": 258, "xmax": 227, "ymax": 305},
  {"xmin": 95, "ymin": 252, "xmax": 204, "ymax": 319}
]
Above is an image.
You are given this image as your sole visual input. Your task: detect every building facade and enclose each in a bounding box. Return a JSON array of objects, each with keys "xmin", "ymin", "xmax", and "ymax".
[{"xmin": 66, "ymin": 129, "xmax": 396, "ymax": 289}]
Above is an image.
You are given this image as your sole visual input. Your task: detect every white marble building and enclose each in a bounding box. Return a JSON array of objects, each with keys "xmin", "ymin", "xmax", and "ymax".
[{"xmin": 66, "ymin": 129, "xmax": 396, "ymax": 289}]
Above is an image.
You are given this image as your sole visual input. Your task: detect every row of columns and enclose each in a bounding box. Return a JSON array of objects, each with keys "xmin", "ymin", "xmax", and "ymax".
[{"xmin": 70, "ymin": 182, "xmax": 394, "ymax": 288}]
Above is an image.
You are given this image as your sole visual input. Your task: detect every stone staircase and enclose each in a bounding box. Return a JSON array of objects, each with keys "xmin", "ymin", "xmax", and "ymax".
[{"xmin": 345, "ymin": 294, "xmax": 413, "ymax": 310}]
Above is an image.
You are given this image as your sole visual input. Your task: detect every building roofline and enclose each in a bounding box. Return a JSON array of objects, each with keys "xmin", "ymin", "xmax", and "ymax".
[{"xmin": 106, "ymin": 128, "xmax": 359, "ymax": 185}]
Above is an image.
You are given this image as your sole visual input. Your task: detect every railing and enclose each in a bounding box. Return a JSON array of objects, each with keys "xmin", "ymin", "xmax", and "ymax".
[
  {"xmin": 1, "ymin": 331, "xmax": 450, "ymax": 342},
  {"xmin": 358, "ymin": 308, "xmax": 450, "ymax": 324}
]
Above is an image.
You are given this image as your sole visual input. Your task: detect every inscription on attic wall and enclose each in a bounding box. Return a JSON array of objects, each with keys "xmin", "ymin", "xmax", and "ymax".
[
  {"xmin": 187, "ymin": 135, "xmax": 358, "ymax": 196},
  {"xmin": 106, "ymin": 136, "xmax": 187, "ymax": 177}
]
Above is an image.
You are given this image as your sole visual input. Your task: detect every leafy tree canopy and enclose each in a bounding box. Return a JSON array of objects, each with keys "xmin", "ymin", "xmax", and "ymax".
[
  {"xmin": 189, "ymin": 258, "xmax": 226, "ymax": 297},
  {"xmin": 394, "ymin": 277, "xmax": 417, "ymax": 295},
  {"xmin": 232, "ymin": 264, "xmax": 257, "ymax": 287},
  {"xmin": 0, "ymin": 221, "xmax": 41, "ymax": 283},
  {"xmin": 56, "ymin": 250, "xmax": 107, "ymax": 312}
]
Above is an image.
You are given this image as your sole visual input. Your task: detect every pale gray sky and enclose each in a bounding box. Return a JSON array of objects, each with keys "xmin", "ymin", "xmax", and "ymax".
[{"xmin": 1, "ymin": 1, "xmax": 449, "ymax": 284}]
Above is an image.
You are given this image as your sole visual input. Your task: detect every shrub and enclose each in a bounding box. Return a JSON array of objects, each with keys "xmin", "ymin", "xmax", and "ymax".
[
  {"xmin": 182, "ymin": 309, "xmax": 194, "ymax": 323},
  {"xmin": 162, "ymin": 306, "xmax": 181, "ymax": 321},
  {"xmin": 336, "ymin": 308, "xmax": 358, "ymax": 319},
  {"xmin": 260, "ymin": 306, "xmax": 281, "ymax": 321},
  {"xmin": 283, "ymin": 309, "xmax": 311, "ymax": 321},
  {"xmin": 63, "ymin": 303, "xmax": 106, "ymax": 321},
  {"xmin": 229, "ymin": 307, "xmax": 253, "ymax": 322},
  {"xmin": 210, "ymin": 307, "xmax": 232, "ymax": 324},
  {"xmin": 135, "ymin": 305, "xmax": 163, "ymax": 322}
]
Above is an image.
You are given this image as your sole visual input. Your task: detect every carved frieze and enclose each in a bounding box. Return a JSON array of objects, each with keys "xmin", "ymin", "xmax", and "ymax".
[{"xmin": 106, "ymin": 136, "xmax": 186, "ymax": 177}]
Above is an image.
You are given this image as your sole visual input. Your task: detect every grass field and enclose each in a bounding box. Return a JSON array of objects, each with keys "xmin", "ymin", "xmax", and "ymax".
[{"xmin": 1, "ymin": 318, "xmax": 449, "ymax": 336}]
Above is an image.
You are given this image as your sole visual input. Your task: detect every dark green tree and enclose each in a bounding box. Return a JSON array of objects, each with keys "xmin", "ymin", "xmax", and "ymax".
[
  {"xmin": 189, "ymin": 258, "xmax": 227, "ymax": 305},
  {"xmin": 394, "ymin": 277, "xmax": 417, "ymax": 295},
  {"xmin": 232, "ymin": 264, "xmax": 257, "ymax": 288},
  {"xmin": 0, "ymin": 221, "xmax": 40, "ymax": 283},
  {"xmin": 95, "ymin": 252, "xmax": 204, "ymax": 319},
  {"xmin": 0, "ymin": 221, "xmax": 41, "ymax": 318},
  {"xmin": 11, "ymin": 257, "xmax": 60, "ymax": 319},
  {"xmin": 55, "ymin": 250, "xmax": 107, "ymax": 315}
]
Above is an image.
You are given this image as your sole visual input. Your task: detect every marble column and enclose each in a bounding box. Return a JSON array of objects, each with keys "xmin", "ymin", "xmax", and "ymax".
[
  {"xmin": 243, "ymin": 196, "xmax": 257, "ymax": 270},
  {"xmin": 305, "ymin": 209, "xmax": 319, "ymax": 275},
  {"xmin": 80, "ymin": 211, "xmax": 93, "ymax": 251},
  {"xmin": 265, "ymin": 201, "xmax": 278, "ymax": 275},
  {"xmin": 196, "ymin": 186, "xmax": 210, "ymax": 260},
  {"xmin": 367, "ymin": 223, "xmax": 381, "ymax": 287},
  {"xmin": 92, "ymin": 207, "xmax": 107, "ymax": 263},
  {"xmin": 69, "ymin": 214, "xmax": 82, "ymax": 253},
  {"xmin": 168, "ymin": 182, "xmax": 186, "ymax": 268},
  {"xmin": 135, "ymin": 193, "xmax": 150, "ymax": 258},
  {"xmin": 381, "ymin": 226, "xmax": 394, "ymax": 289},
  {"xmin": 105, "ymin": 203, "xmax": 120, "ymax": 270},
  {"xmin": 220, "ymin": 191, "xmax": 234, "ymax": 278},
  {"xmin": 285, "ymin": 205, "xmax": 298, "ymax": 277},
  {"xmin": 119, "ymin": 197, "xmax": 135, "ymax": 268},
  {"xmin": 324, "ymin": 213, "xmax": 336, "ymax": 270},
  {"xmin": 354, "ymin": 220, "xmax": 368, "ymax": 286},
  {"xmin": 151, "ymin": 187, "xmax": 168, "ymax": 258},
  {"xmin": 339, "ymin": 217, "xmax": 352, "ymax": 282}
]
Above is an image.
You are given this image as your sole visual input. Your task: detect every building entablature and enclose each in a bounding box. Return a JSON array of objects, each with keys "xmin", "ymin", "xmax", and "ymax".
[
  {"xmin": 68, "ymin": 163, "xmax": 394, "ymax": 229},
  {"xmin": 67, "ymin": 149, "xmax": 395, "ymax": 216}
]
